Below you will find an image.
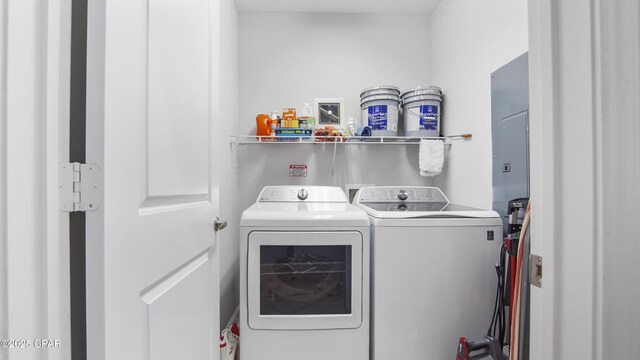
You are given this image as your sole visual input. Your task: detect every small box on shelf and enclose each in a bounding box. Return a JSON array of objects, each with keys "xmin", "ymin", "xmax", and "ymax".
[{"xmin": 274, "ymin": 128, "xmax": 313, "ymax": 142}]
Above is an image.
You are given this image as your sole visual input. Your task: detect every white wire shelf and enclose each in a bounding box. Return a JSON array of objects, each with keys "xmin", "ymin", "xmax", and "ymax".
[{"xmin": 230, "ymin": 134, "xmax": 471, "ymax": 145}]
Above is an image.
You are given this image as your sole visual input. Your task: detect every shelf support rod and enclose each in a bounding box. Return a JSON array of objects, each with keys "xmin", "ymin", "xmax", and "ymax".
[{"xmin": 331, "ymin": 140, "xmax": 338, "ymax": 177}]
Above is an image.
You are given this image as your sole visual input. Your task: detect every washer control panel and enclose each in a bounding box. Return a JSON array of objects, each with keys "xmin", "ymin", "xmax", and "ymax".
[
  {"xmin": 356, "ymin": 187, "xmax": 448, "ymax": 203},
  {"xmin": 258, "ymin": 186, "xmax": 348, "ymax": 203}
]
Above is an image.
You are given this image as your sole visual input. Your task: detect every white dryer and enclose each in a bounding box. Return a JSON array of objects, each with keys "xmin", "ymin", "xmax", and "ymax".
[
  {"xmin": 240, "ymin": 186, "xmax": 370, "ymax": 360},
  {"xmin": 353, "ymin": 186, "xmax": 502, "ymax": 360}
]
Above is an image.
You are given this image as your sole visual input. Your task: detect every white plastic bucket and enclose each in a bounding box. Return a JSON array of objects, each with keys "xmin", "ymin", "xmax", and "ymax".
[
  {"xmin": 360, "ymin": 94, "xmax": 401, "ymax": 136},
  {"xmin": 360, "ymin": 85, "xmax": 401, "ymax": 99},
  {"xmin": 402, "ymin": 86, "xmax": 443, "ymax": 137},
  {"xmin": 400, "ymin": 86, "xmax": 442, "ymax": 99}
]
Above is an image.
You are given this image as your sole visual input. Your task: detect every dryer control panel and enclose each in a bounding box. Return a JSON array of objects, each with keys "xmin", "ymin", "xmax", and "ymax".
[
  {"xmin": 355, "ymin": 186, "xmax": 449, "ymax": 203},
  {"xmin": 258, "ymin": 186, "xmax": 348, "ymax": 203}
]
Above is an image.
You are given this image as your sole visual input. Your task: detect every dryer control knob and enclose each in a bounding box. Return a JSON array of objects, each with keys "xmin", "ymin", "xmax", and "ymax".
[
  {"xmin": 297, "ymin": 189, "xmax": 309, "ymax": 200},
  {"xmin": 397, "ymin": 190, "xmax": 408, "ymax": 201}
]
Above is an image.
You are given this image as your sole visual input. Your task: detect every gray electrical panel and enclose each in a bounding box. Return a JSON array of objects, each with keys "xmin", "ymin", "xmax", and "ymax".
[{"xmin": 491, "ymin": 53, "xmax": 530, "ymax": 234}]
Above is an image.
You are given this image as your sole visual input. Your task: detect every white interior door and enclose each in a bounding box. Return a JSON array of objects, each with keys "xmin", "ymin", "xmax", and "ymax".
[{"xmin": 85, "ymin": 1, "xmax": 221, "ymax": 359}]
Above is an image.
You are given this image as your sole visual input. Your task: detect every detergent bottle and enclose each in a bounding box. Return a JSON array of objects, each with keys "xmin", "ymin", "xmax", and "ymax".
[{"xmin": 256, "ymin": 114, "xmax": 272, "ymax": 137}]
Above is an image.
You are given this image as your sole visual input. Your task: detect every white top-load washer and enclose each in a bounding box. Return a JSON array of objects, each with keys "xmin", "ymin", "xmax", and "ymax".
[
  {"xmin": 240, "ymin": 186, "xmax": 370, "ymax": 360},
  {"xmin": 353, "ymin": 186, "xmax": 502, "ymax": 360}
]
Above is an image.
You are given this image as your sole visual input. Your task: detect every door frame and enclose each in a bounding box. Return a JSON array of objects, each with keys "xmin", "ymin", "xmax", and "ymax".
[
  {"xmin": 1, "ymin": 0, "xmax": 72, "ymax": 359},
  {"xmin": 527, "ymin": 0, "xmax": 622, "ymax": 359}
]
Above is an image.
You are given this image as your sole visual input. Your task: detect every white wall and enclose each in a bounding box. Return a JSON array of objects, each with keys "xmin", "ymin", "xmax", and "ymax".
[
  {"xmin": 0, "ymin": 0, "xmax": 7, "ymax": 357},
  {"xmin": 5, "ymin": 1, "xmax": 49, "ymax": 350},
  {"xmin": 233, "ymin": 144, "xmax": 443, "ymax": 217},
  {"xmin": 600, "ymin": 0, "xmax": 640, "ymax": 358},
  {"xmin": 234, "ymin": 11, "xmax": 444, "ymax": 234},
  {"xmin": 430, "ymin": 0, "xmax": 529, "ymax": 208},
  {"xmin": 238, "ymin": 12, "xmax": 432, "ymax": 135},
  {"xmin": 216, "ymin": 0, "xmax": 240, "ymax": 330},
  {"xmin": 1, "ymin": 1, "xmax": 71, "ymax": 359}
]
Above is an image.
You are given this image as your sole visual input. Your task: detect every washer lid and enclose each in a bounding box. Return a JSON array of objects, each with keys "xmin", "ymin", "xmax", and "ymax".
[{"xmin": 353, "ymin": 186, "xmax": 500, "ymax": 219}]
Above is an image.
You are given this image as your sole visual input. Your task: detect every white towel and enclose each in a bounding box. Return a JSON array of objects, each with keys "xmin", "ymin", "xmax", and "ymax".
[{"xmin": 419, "ymin": 139, "xmax": 444, "ymax": 177}]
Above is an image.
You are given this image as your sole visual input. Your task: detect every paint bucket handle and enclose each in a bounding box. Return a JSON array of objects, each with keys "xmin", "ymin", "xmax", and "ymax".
[{"xmin": 405, "ymin": 105, "xmax": 422, "ymax": 117}]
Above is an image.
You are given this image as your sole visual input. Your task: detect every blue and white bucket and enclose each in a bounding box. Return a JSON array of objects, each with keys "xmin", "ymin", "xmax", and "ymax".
[
  {"xmin": 360, "ymin": 86, "xmax": 401, "ymax": 136},
  {"xmin": 401, "ymin": 86, "xmax": 443, "ymax": 137}
]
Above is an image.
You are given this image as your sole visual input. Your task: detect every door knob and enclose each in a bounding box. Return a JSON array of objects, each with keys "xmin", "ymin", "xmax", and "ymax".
[{"xmin": 214, "ymin": 217, "xmax": 227, "ymax": 231}]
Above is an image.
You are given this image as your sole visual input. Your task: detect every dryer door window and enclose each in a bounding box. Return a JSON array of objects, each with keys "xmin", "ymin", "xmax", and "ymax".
[
  {"xmin": 260, "ymin": 245, "xmax": 352, "ymax": 316},
  {"xmin": 247, "ymin": 231, "xmax": 363, "ymax": 330}
]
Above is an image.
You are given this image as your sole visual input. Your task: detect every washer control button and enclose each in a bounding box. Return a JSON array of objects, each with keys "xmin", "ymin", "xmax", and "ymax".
[
  {"xmin": 297, "ymin": 189, "xmax": 309, "ymax": 200},
  {"xmin": 397, "ymin": 190, "xmax": 408, "ymax": 201}
]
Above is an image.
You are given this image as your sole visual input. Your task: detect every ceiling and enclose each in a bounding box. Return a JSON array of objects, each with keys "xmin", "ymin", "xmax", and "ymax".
[{"xmin": 235, "ymin": 0, "xmax": 443, "ymax": 14}]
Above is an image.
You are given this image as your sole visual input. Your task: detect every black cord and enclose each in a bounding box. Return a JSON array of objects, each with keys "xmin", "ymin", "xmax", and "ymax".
[
  {"xmin": 498, "ymin": 243, "xmax": 507, "ymax": 346},
  {"xmin": 487, "ymin": 264, "xmax": 501, "ymax": 336},
  {"xmin": 488, "ymin": 243, "xmax": 507, "ymax": 341}
]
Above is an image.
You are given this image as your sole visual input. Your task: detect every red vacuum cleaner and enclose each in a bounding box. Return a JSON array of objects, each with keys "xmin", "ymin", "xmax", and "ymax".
[
  {"xmin": 505, "ymin": 198, "xmax": 529, "ymax": 334},
  {"xmin": 455, "ymin": 198, "xmax": 529, "ymax": 360},
  {"xmin": 456, "ymin": 336, "xmax": 504, "ymax": 360}
]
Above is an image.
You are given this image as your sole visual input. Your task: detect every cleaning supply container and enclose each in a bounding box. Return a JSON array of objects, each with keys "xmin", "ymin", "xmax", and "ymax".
[
  {"xmin": 401, "ymin": 86, "xmax": 443, "ymax": 137},
  {"xmin": 256, "ymin": 114, "xmax": 273, "ymax": 136},
  {"xmin": 360, "ymin": 86, "xmax": 401, "ymax": 136}
]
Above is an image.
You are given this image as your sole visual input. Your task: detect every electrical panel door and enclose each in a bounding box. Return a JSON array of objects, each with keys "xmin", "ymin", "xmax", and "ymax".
[{"xmin": 491, "ymin": 53, "xmax": 530, "ymax": 233}]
